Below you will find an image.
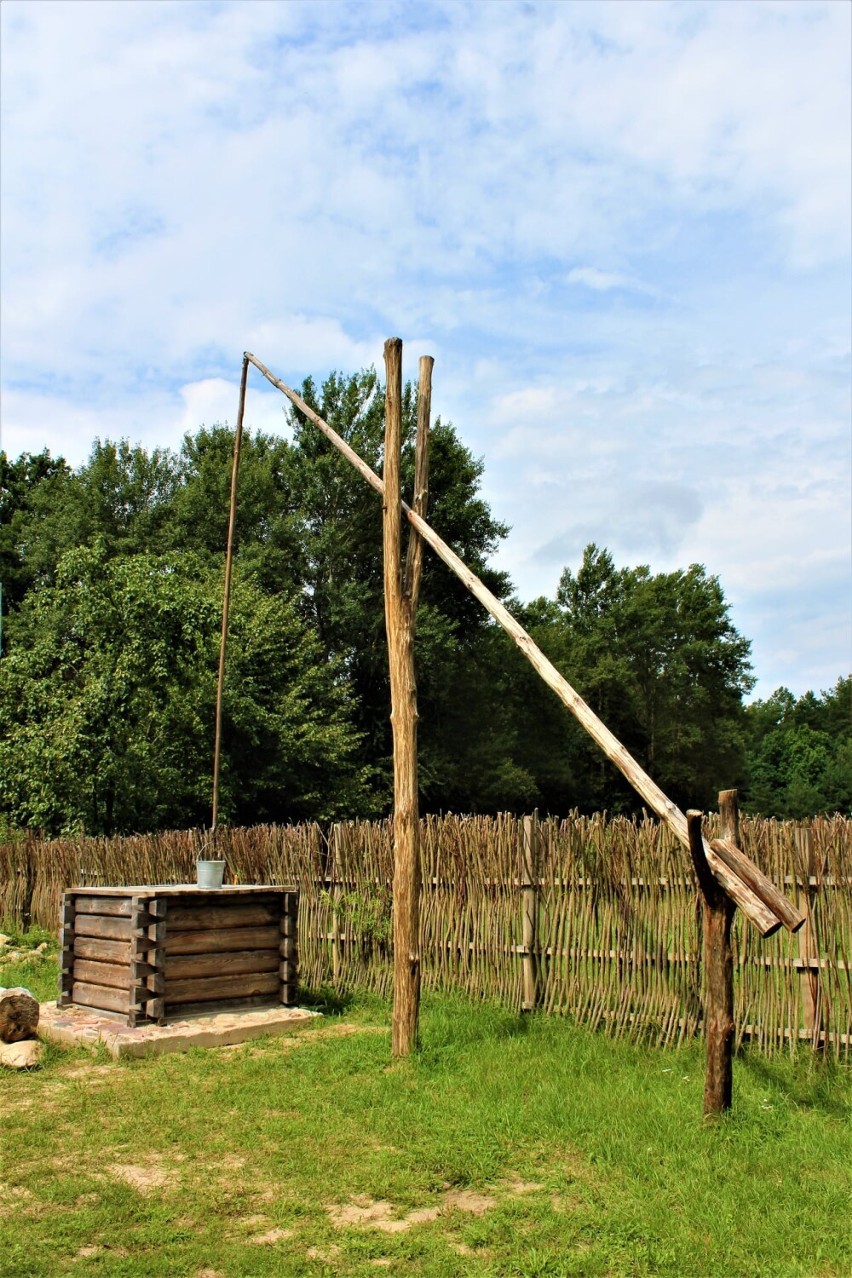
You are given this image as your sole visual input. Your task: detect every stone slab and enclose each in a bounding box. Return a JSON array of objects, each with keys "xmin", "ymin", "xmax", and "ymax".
[{"xmin": 38, "ymin": 1000, "xmax": 321, "ymax": 1060}]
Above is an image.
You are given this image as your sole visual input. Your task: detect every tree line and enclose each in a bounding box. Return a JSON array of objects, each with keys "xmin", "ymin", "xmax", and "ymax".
[{"xmin": 1, "ymin": 368, "xmax": 848, "ymax": 836}]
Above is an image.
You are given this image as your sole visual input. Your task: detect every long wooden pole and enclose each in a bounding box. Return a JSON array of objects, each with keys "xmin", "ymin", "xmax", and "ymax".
[
  {"xmin": 383, "ymin": 340, "xmax": 430, "ymax": 1056},
  {"xmin": 211, "ymin": 354, "xmax": 249, "ymax": 833},
  {"xmin": 243, "ymin": 351, "xmax": 801, "ymax": 938}
]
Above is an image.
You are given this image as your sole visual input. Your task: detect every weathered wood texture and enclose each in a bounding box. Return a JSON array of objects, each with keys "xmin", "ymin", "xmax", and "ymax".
[
  {"xmin": 688, "ymin": 801, "xmax": 736, "ymax": 1116},
  {"xmin": 382, "ymin": 338, "xmax": 428, "ymax": 1058},
  {"xmin": 521, "ymin": 814, "xmax": 540, "ymax": 1011},
  {"xmin": 5, "ymin": 820, "xmax": 847, "ymax": 1056},
  {"xmin": 212, "ymin": 352, "xmax": 249, "ymax": 833},
  {"xmin": 56, "ymin": 887, "xmax": 298, "ymax": 1025}
]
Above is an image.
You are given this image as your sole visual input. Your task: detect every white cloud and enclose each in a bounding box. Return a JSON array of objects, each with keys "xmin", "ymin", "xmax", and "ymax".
[{"xmin": 1, "ymin": 0, "xmax": 849, "ymax": 696}]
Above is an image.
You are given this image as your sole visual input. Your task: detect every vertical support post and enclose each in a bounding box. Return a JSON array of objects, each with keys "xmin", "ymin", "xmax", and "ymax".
[
  {"xmin": 521, "ymin": 813, "xmax": 541, "ymax": 1011},
  {"xmin": 279, "ymin": 889, "xmax": 299, "ymax": 1006},
  {"xmin": 383, "ymin": 339, "xmax": 431, "ymax": 1057},
  {"xmin": 331, "ymin": 823, "xmax": 343, "ymax": 986},
  {"xmin": 795, "ymin": 825, "xmax": 822, "ymax": 1050},
  {"xmin": 145, "ymin": 899, "xmax": 167, "ymax": 1025},
  {"xmin": 58, "ymin": 892, "xmax": 76, "ymax": 1007},
  {"xmin": 128, "ymin": 897, "xmax": 152, "ymax": 1028},
  {"xmin": 688, "ymin": 793, "xmax": 737, "ymax": 1117}
]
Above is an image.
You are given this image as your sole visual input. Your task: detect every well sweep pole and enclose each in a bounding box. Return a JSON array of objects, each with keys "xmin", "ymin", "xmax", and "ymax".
[
  {"xmin": 242, "ymin": 351, "xmax": 801, "ymax": 938},
  {"xmin": 212, "ymin": 353, "xmax": 249, "ymax": 833}
]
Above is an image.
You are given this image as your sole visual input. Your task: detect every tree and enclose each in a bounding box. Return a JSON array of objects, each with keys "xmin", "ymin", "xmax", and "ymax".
[
  {"xmin": 0, "ymin": 449, "xmax": 73, "ymax": 612},
  {"xmin": 0, "ymin": 545, "xmax": 368, "ymax": 835},
  {"xmin": 501, "ymin": 545, "xmax": 754, "ymax": 814},
  {"xmin": 743, "ymin": 678, "xmax": 852, "ymax": 816}
]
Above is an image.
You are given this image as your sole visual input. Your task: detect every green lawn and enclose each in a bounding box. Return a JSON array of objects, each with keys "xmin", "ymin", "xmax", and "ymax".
[{"xmin": 1, "ymin": 935, "xmax": 850, "ymax": 1277}]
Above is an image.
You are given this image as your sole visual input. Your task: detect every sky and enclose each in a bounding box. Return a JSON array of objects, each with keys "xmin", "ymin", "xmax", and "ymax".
[{"xmin": 1, "ymin": 0, "xmax": 850, "ymax": 701}]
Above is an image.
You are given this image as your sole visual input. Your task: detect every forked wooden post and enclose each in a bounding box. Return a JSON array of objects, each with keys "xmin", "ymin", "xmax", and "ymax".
[
  {"xmin": 383, "ymin": 340, "xmax": 432, "ymax": 1056},
  {"xmin": 521, "ymin": 813, "xmax": 541, "ymax": 1011},
  {"xmin": 687, "ymin": 791, "xmax": 740, "ymax": 1116}
]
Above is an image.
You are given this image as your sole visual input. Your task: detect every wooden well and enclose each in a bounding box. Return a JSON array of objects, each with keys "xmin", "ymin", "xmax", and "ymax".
[{"xmin": 58, "ymin": 886, "xmax": 298, "ymax": 1026}]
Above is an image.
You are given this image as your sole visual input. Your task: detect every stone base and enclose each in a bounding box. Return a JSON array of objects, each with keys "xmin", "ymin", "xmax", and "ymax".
[{"xmin": 39, "ymin": 1000, "xmax": 321, "ymax": 1060}]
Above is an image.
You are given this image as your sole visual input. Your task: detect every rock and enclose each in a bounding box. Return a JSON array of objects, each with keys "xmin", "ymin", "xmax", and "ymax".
[
  {"xmin": 0, "ymin": 987, "xmax": 40, "ymax": 1042},
  {"xmin": 0, "ymin": 1038, "xmax": 43, "ymax": 1069}
]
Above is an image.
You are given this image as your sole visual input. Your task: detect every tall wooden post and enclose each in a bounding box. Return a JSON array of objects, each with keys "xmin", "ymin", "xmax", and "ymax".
[
  {"xmin": 383, "ymin": 339, "xmax": 432, "ymax": 1056},
  {"xmin": 687, "ymin": 791, "xmax": 738, "ymax": 1117},
  {"xmin": 521, "ymin": 813, "xmax": 541, "ymax": 1011}
]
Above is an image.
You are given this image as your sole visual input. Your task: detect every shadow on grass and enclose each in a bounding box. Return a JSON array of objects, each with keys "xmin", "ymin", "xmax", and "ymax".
[
  {"xmin": 740, "ymin": 1048, "xmax": 852, "ymax": 1118},
  {"xmin": 297, "ymin": 983, "xmax": 355, "ymax": 1016}
]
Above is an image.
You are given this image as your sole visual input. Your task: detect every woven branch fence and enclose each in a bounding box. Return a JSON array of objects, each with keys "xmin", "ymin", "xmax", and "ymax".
[{"xmin": 1, "ymin": 813, "xmax": 849, "ymax": 1058}]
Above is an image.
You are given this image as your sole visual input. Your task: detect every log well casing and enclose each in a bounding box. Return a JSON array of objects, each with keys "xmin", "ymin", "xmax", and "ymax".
[{"xmin": 58, "ymin": 886, "xmax": 299, "ymax": 1025}]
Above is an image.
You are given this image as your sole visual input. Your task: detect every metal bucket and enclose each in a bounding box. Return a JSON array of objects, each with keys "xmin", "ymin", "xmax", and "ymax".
[{"xmin": 196, "ymin": 859, "xmax": 226, "ymax": 889}]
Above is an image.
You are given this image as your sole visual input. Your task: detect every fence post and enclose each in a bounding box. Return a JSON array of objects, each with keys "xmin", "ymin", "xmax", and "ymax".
[
  {"xmin": 687, "ymin": 793, "xmax": 737, "ymax": 1118},
  {"xmin": 330, "ymin": 823, "xmax": 343, "ymax": 985},
  {"xmin": 795, "ymin": 824, "xmax": 822, "ymax": 1050},
  {"xmin": 521, "ymin": 812, "xmax": 541, "ymax": 1012}
]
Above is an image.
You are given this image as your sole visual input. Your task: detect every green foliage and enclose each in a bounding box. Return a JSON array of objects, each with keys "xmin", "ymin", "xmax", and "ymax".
[
  {"xmin": 744, "ymin": 678, "xmax": 852, "ymax": 816},
  {"xmin": 3, "ymin": 367, "xmax": 843, "ymax": 829},
  {"xmin": 506, "ymin": 544, "xmax": 754, "ymax": 813},
  {"xmin": 0, "ymin": 544, "xmax": 367, "ymax": 834}
]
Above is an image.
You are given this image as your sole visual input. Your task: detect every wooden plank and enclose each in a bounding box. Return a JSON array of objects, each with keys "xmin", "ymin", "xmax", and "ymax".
[
  {"xmin": 73, "ymin": 959, "xmax": 131, "ymax": 990},
  {"xmin": 164, "ymin": 993, "xmax": 279, "ymax": 1018},
  {"xmin": 164, "ymin": 950, "xmax": 279, "ymax": 981},
  {"xmin": 165, "ymin": 971, "xmax": 279, "ymax": 1005},
  {"xmin": 74, "ymin": 915, "xmax": 133, "ymax": 941},
  {"xmin": 71, "ymin": 981, "xmax": 130, "ymax": 1014},
  {"xmin": 72, "ymin": 895, "xmax": 133, "ymax": 917},
  {"xmin": 66, "ymin": 885, "xmax": 294, "ymax": 897},
  {"xmin": 73, "ymin": 936, "xmax": 132, "ymax": 965},
  {"xmin": 165, "ymin": 902, "xmax": 280, "ymax": 931},
  {"xmin": 164, "ymin": 925, "xmax": 280, "ymax": 955}
]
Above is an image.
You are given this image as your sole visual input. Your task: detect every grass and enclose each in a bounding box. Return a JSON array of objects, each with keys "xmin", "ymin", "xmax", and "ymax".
[{"xmin": 0, "ymin": 942, "xmax": 850, "ymax": 1278}]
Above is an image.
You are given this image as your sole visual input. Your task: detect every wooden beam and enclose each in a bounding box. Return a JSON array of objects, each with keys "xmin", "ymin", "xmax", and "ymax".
[
  {"xmin": 212, "ymin": 351, "xmax": 249, "ymax": 833},
  {"xmin": 709, "ymin": 837, "xmax": 804, "ymax": 933},
  {"xmin": 242, "ymin": 352, "xmax": 793, "ymax": 938},
  {"xmin": 383, "ymin": 337, "xmax": 423, "ymax": 1057}
]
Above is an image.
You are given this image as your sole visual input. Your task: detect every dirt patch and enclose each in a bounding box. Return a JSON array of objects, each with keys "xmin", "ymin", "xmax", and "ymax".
[
  {"xmin": 249, "ymin": 1227, "xmax": 293, "ymax": 1245},
  {"xmin": 327, "ymin": 1187, "xmax": 496, "ymax": 1234},
  {"xmin": 444, "ymin": 1188, "xmax": 495, "ymax": 1215},
  {"xmin": 107, "ymin": 1157, "xmax": 175, "ymax": 1193},
  {"xmin": 306, "ymin": 1245, "xmax": 341, "ymax": 1262},
  {"xmin": 501, "ymin": 1175, "xmax": 545, "ymax": 1196}
]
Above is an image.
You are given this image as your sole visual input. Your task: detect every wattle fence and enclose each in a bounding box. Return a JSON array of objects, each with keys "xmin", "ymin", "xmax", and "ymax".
[{"xmin": 1, "ymin": 812, "xmax": 849, "ymax": 1058}]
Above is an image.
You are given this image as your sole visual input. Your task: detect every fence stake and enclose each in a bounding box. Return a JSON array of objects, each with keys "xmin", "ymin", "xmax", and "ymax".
[
  {"xmin": 331, "ymin": 823, "xmax": 343, "ymax": 986},
  {"xmin": 687, "ymin": 792, "xmax": 737, "ymax": 1117},
  {"xmin": 521, "ymin": 813, "xmax": 541, "ymax": 1011},
  {"xmin": 795, "ymin": 825, "xmax": 822, "ymax": 1050}
]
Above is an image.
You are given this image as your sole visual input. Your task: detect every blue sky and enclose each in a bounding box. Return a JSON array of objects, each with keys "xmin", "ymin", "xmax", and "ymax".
[{"xmin": 1, "ymin": 0, "xmax": 850, "ymax": 700}]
